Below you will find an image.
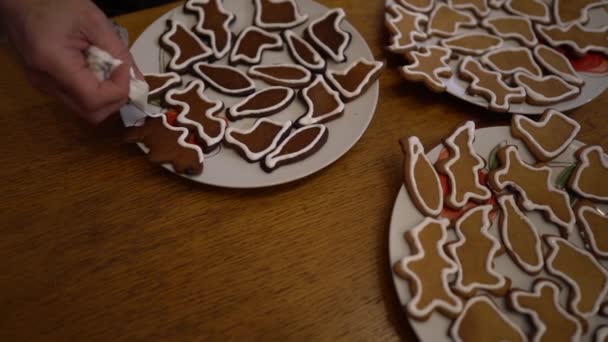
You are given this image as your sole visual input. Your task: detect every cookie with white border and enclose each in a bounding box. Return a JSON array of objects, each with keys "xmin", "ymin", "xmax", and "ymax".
[
  {"xmin": 262, "ymin": 124, "xmax": 328, "ymax": 172},
  {"xmin": 305, "ymin": 8, "xmax": 351, "ymax": 63},
  {"xmin": 193, "ymin": 62, "xmax": 256, "ymax": 96},
  {"xmin": 325, "ymin": 58, "xmax": 384, "ymax": 102},
  {"xmin": 224, "ymin": 118, "xmax": 292, "ymax": 163},
  {"xmin": 427, "ymin": 4, "xmax": 477, "ymax": 38},
  {"xmin": 447, "ymin": 0, "xmax": 491, "ymax": 18},
  {"xmin": 397, "ymin": 0, "xmax": 434, "ymax": 13},
  {"xmin": 575, "ymin": 200, "xmax": 608, "ymax": 259},
  {"xmin": 283, "ymin": 30, "xmax": 326, "ymax": 73},
  {"xmin": 296, "ymin": 75, "xmax": 345, "ymax": 126},
  {"xmin": 227, "ymin": 86, "xmax": 295, "ymax": 121},
  {"xmin": 144, "ymin": 72, "xmax": 181, "ymax": 101},
  {"xmin": 248, "ymin": 64, "xmax": 312, "ymax": 88},
  {"xmin": 569, "ymin": 145, "xmax": 608, "ymax": 201},
  {"xmin": 533, "ymin": 45, "xmax": 584, "ymax": 86},
  {"xmin": 385, "ymin": 4, "xmax": 428, "ymax": 54},
  {"xmin": 400, "ymin": 46, "xmax": 453, "ymax": 93},
  {"xmin": 514, "ymin": 73, "xmax": 581, "ymax": 106},
  {"xmin": 185, "ymin": 0, "xmax": 235, "ymax": 59},
  {"xmin": 230, "ymin": 26, "xmax": 283, "ymax": 65},
  {"xmin": 441, "ymin": 32, "xmax": 504, "ymax": 56},
  {"xmin": 481, "ymin": 15, "xmax": 538, "ymax": 47},
  {"xmin": 536, "ymin": 23, "xmax": 608, "ymax": 56},
  {"xmin": 481, "ymin": 47, "xmax": 542, "ymax": 77},
  {"xmin": 554, "ymin": 0, "xmax": 608, "ymax": 26},
  {"xmin": 504, "ymin": 0, "xmax": 550, "ymax": 23},
  {"xmin": 160, "ymin": 20, "xmax": 213, "ymax": 73},
  {"xmin": 253, "ymin": 0, "xmax": 308, "ymax": 30}
]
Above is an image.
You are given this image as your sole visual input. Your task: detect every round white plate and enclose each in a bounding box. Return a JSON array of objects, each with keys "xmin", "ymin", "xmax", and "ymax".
[
  {"xmin": 388, "ymin": 126, "xmax": 608, "ymax": 341},
  {"xmin": 122, "ymin": 0, "xmax": 379, "ymax": 188},
  {"xmin": 385, "ymin": 0, "xmax": 608, "ymax": 115}
]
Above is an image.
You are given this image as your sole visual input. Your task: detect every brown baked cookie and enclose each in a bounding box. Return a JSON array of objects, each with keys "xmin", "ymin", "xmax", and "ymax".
[
  {"xmin": 575, "ymin": 200, "xmax": 608, "ymax": 259},
  {"xmin": 193, "ymin": 62, "xmax": 256, "ymax": 96},
  {"xmin": 554, "ymin": 0, "xmax": 608, "ymax": 26},
  {"xmin": 481, "ymin": 47, "xmax": 542, "ymax": 77},
  {"xmin": 296, "ymin": 75, "xmax": 345, "ymax": 126},
  {"xmin": 504, "ymin": 0, "xmax": 550, "ymax": 23},
  {"xmin": 481, "ymin": 15, "xmax": 538, "ymax": 47},
  {"xmin": 253, "ymin": 0, "xmax": 308, "ymax": 30},
  {"xmin": 398, "ymin": 0, "xmax": 434, "ymax": 13},
  {"xmin": 385, "ymin": 4, "xmax": 428, "ymax": 53},
  {"xmin": 144, "ymin": 72, "xmax": 181, "ymax": 101},
  {"xmin": 569, "ymin": 145, "xmax": 608, "ymax": 202},
  {"xmin": 325, "ymin": 58, "xmax": 384, "ymax": 102},
  {"xmin": 227, "ymin": 86, "xmax": 296, "ymax": 121},
  {"xmin": 441, "ymin": 32, "xmax": 504, "ymax": 56},
  {"xmin": 305, "ymin": 8, "xmax": 351, "ymax": 63},
  {"xmin": 533, "ymin": 45, "xmax": 584, "ymax": 86},
  {"xmin": 230, "ymin": 26, "xmax": 283, "ymax": 65},
  {"xmin": 262, "ymin": 124, "xmax": 328, "ymax": 172},
  {"xmin": 427, "ymin": 4, "xmax": 477, "ymax": 37},
  {"xmin": 248, "ymin": 64, "xmax": 313, "ymax": 88},
  {"xmin": 536, "ymin": 24, "xmax": 608, "ymax": 56},
  {"xmin": 184, "ymin": 0, "xmax": 235, "ymax": 59},
  {"xmin": 160, "ymin": 20, "xmax": 213, "ymax": 73},
  {"xmin": 447, "ymin": 0, "xmax": 491, "ymax": 18},
  {"xmin": 513, "ymin": 73, "xmax": 580, "ymax": 105},
  {"xmin": 401, "ymin": 46, "xmax": 453, "ymax": 93},
  {"xmin": 224, "ymin": 118, "xmax": 292, "ymax": 163},
  {"xmin": 283, "ymin": 30, "xmax": 326, "ymax": 72}
]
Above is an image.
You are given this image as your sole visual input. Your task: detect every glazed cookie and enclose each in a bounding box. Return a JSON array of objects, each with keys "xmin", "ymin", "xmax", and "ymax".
[
  {"xmin": 262, "ymin": 124, "xmax": 328, "ymax": 172},
  {"xmin": 385, "ymin": 4, "xmax": 428, "ymax": 53},
  {"xmin": 230, "ymin": 26, "xmax": 283, "ymax": 65},
  {"xmin": 575, "ymin": 201, "xmax": 608, "ymax": 258},
  {"xmin": 427, "ymin": 4, "xmax": 477, "ymax": 38},
  {"xmin": 253, "ymin": 0, "xmax": 308, "ymax": 30},
  {"xmin": 504, "ymin": 0, "xmax": 550, "ymax": 23},
  {"xmin": 441, "ymin": 32, "xmax": 504, "ymax": 56},
  {"xmin": 400, "ymin": 46, "xmax": 453, "ymax": 93},
  {"xmin": 296, "ymin": 75, "xmax": 345, "ymax": 126},
  {"xmin": 185, "ymin": 0, "xmax": 235, "ymax": 59},
  {"xmin": 248, "ymin": 64, "xmax": 312, "ymax": 88},
  {"xmin": 481, "ymin": 15, "xmax": 538, "ymax": 47},
  {"xmin": 325, "ymin": 58, "xmax": 384, "ymax": 102},
  {"xmin": 193, "ymin": 62, "xmax": 256, "ymax": 96},
  {"xmin": 397, "ymin": 0, "xmax": 434, "ymax": 13},
  {"xmin": 283, "ymin": 30, "xmax": 326, "ymax": 73},
  {"xmin": 400, "ymin": 137, "xmax": 444, "ymax": 217},
  {"xmin": 305, "ymin": 8, "xmax": 351, "ymax": 63},
  {"xmin": 224, "ymin": 118, "xmax": 292, "ymax": 163},
  {"xmin": 513, "ymin": 73, "xmax": 581, "ymax": 105},
  {"xmin": 394, "ymin": 217, "xmax": 463, "ymax": 321},
  {"xmin": 160, "ymin": 20, "xmax": 213, "ymax": 73},
  {"xmin": 569, "ymin": 145, "xmax": 608, "ymax": 201},
  {"xmin": 227, "ymin": 86, "xmax": 295, "ymax": 121},
  {"xmin": 554, "ymin": 0, "xmax": 608, "ymax": 26},
  {"xmin": 144, "ymin": 72, "xmax": 181, "ymax": 100},
  {"xmin": 481, "ymin": 47, "xmax": 542, "ymax": 77},
  {"xmin": 458, "ymin": 57, "xmax": 526, "ymax": 112},
  {"xmin": 435, "ymin": 121, "xmax": 492, "ymax": 209},
  {"xmin": 536, "ymin": 24, "xmax": 608, "ymax": 56},
  {"xmin": 447, "ymin": 0, "xmax": 491, "ymax": 18},
  {"xmin": 533, "ymin": 45, "xmax": 584, "ymax": 86},
  {"xmin": 511, "ymin": 110, "xmax": 581, "ymax": 162}
]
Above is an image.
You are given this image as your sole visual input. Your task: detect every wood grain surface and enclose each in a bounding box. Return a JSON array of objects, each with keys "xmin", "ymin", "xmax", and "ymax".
[{"xmin": 1, "ymin": 1, "xmax": 607, "ymax": 341}]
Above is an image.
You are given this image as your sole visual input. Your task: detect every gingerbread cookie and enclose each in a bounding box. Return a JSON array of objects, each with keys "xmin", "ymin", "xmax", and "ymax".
[
  {"xmin": 394, "ymin": 217, "xmax": 463, "ymax": 320},
  {"xmin": 504, "ymin": 0, "xmax": 550, "ymax": 23},
  {"xmin": 427, "ymin": 4, "xmax": 477, "ymax": 38},
  {"xmin": 400, "ymin": 46, "xmax": 453, "ymax": 93},
  {"xmin": 441, "ymin": 32, "xmax": 504, "ymax": 56},
  {"xmin": 447, "ymin": 0, "xmax": 491, "ymax": 18},
  {"xmin": 160, "ymin": 20, "xmax": 213, "ymax": 73},
  {"xmin": 184, "ymin": 0, "xmax": 235, "ymax": 59},
  {"xmin": 481, "ymin": 47, "xmax": 542, "ymax": 77},
  {"xmin": 576, "ymin": 201, "xmax": 608, "ymax": 259},
  {"xmin": 248, "ymin": 64, "xmax": 312, "ymax": 88},
  {"xmin": 385, "ymin": 4, "xmax": 428, "ymax": 53},
  {"xmin": 262, "ymin": 124, "xmax": 328, "ymax": 172},
  {"xmin": 481, "ymin": 16, "xmax": 538, "ymax": 47},
  {"xmin": 325, "ymin": 58, "xmax": 384, "ymax": 102},
  {"xmin": 545, "ymin": 236, "xmax": 608, "ymax": 319},
  {"xmin": 305, "ymin": 8, "xmax": 351, "ymax": 63},
  {"xmin": 435, "ymin": 121, "xmax": 492, "ymax": 209},
  {"xmin": 514, "ymin": 73, "xmax": 581, "ymax": 105},
  {"xmin": 488, "ymin": 145, "xmax": 575, "ymax": 231},
  {"xmin": 253, "ymin": 0, "xmax": 308, "ymax": 30},
  {"xmin": 533, "ymin": 46, "xmax": 584, "ymax": 86},
  {"xmin": 230, "ymin": 27, "xmax": 283, "ymax": 65},
  {"xmin": 569, "ymin": 145, "xmax": 608, "ymax": 201},
  {"xmin": 193, "ymin": 62, "xmax": 256, "ymax": 96},
  {"xmin": 224, "ymin": 118, "xmax": 292, "ymax": 163},
  {"xmin": 458, "ymin": 57, "xmax": 526, "ymax": 112},
  {"xmin": 400, "ymin": 137, "xmax": 444, "ymax": 217},
  {"xmin": 144, "ymin": 72, "xmax": 181, "ymax": 100},
  {"xmin": 450, "ymin": 296, "xmax": 525, "ymax": 342},
  {"xmin": 397, "ymin": 0, "xmax": 434, "ymax": 13},
  {"xmin": 536, "ymin": 24, "xmax": 608, "ymax": 56},
  {"xmin": 296, "ymin": 75, "xmax": 345, "ymax": 126},
  {"xmin": 509, "ymin": 280, "xmax": 582, "ymax": 342},
  {"xmin": 283, "ymin": 30, "xmax": 325, "ymax": 73},
  {"xmin": 511, "ymin": 110, "xmax": 581, "ymax": 162},
  {"xmin": 227, "ymin": 86, "xmax": 295, "ymax": 121},
  {"xmin": 554, "ymin": 0, "xmax": 608, "ymax": 26}
]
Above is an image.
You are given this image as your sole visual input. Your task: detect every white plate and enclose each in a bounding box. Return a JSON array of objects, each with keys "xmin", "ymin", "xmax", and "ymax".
[
  {"xmin": 385, "ymin": 0, "xmax": 608, "ymax": 115},
  {"xmin": 388, "ymin": 126, "xmax": 608, "ymax": 341},
  {"xmin": 122, "ymin": 0, "xmax": 379, "ymax": 188}
]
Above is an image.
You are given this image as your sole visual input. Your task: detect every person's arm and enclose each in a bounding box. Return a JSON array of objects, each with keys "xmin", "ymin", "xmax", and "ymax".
[{"xmin": 0, "ymin": 0, "xmax": 137, "ymax": 124}]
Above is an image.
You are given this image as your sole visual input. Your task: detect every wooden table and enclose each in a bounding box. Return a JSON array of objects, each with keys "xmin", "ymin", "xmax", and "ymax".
[{"xmin": 1, "ymin": 1, "xmax": 607, "ymax": 341}]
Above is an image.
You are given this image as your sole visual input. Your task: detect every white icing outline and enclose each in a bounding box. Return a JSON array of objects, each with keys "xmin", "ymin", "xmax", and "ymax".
[
  {"xmin": 161, "ymin": 20, "xmax": 213, "ymax": 72},
  {"xmin": 264, "ymin": 124, "xmax": 327, "ymax": 170},
  {"xmin": 491, "ymin": 145, "xmax": 575, "ymax": 229},
  {"xmin": 498, "ymin": 195, "xmax": 544, "ymax": 274},
  {"xmin": 459, "ymin": 57, "xmax": 525, "ymax": 112},
  {"xmin": 297, "ymin": 75, "xmax": 345, "ymax": 126},
  {"xmin": 489, "ymin": 0, "xmax": 506, "ymax": 8},
  {"xmin": 545, "ymin": 236, "xmax": 608, "ymax": 318},
  {"xmin": 481, "ymin": 15, "xmax": 538, "ymax": 47},
  {"xmin": 512, "ymin": 110, "xmax": 581, "ymax": 161},
  {"xmin": 533, "ymin": 45, "xmax": 584, "ymax": 86},
  {"xmin": 306, "ymin": 8, "xmax": 350, "ymax": 62},
  {"xmin": 230, "ymin": 26, "xmax": 283, "ymax": 65},
  {"xmin": 386, "ymin": 4, "xmax": 428, "ymax": 53},
  {"xmin": 225, "ymin": 118, "xmax": 292, "ymax": 162},
  {"xmin": 325, "ymin": 58, "xmax": 384, "ymax": 101},
  {"xmin": 395, "ymin": 217, "xmax": 463, "ymax": 319},
  {"xmin": 283, "ymin": 30, "xmax": 325, "ymax": 71},
  {"xmin": 570, "ymin": 145, "xmax": 608, "ymax": 201},
  {"xmin": 535, "ymin": 23, "xmax": 608, "ymax": 56},
  {"xmin": 554, "ymin": 0, "xmax": 608, "ymax": 26},
  {"xmin": 165, "ymin": 80, "xmax": 226, "ymax": 148},
  {"xmin": 602, "ymin": 303, "xmax": 608, "ymax": 316},
  {"xmin": 401, "ymin": 46, "xmax": 452, "ymax": 92},
  {"xmin": 427, "ymin": 3, "xmax": 477, "ymax": 37},
  {"xmin": 596, "ymin": 326, "xmax": 608, "ymax": 342},
  {"xmin": 248, "ymin": 63, "xmax": 312, "ymax": 88},
  {"xmin": 481, "ymin": 47, "xmax": 542, "ymax": 77},
  {"xmin": 450, "ymin": 296, "xmax": 525, "ymax": 342},
  {"xmin": 185, "ymin": 0, "xmax": 235, "ymax": 59},
  {"xmin": 441, "ymin": 32, "xmax": 504, "ymax": 56},
  {"xmin": 577, "ymin": 204, "xmax": 608, "ymax": 258},
  {"xmin": 509, "ymin": 280, "xmax": 582, "ymax": 342},
  {"xmin": 253, "ymin": 0, "xmax": 308, "ymax": 29},
  {"xmin": 504, "ymin": 0, "xmax": 550, "ymax": 23},
  {"xmin": 193, "ymin": 62, "xmax": 256, "ymax": 96},
  {"xmin": 404, "ymin": 137, "xmax": 444, "ymax": 217},
  {"xmin": 398, "ymin": 0, "xmax": 435, "ymax": 13},
  {"xmin": 514, "ymin": 72, "xmax": 580, "ymax": 105},
  {"xmin": 144, "ymin": 72, "xmax": 181, "ymax": 96},
  {"xmin": 447, "ymin": 0, "xmax": 491, "ymax": 18},
  {"xmin": 228, "ymin": 86, "xmax": 295, "ymax": 120},
  {"xmin": 143, "ymin": 112, "xmax": 205, "ymax": 165}
]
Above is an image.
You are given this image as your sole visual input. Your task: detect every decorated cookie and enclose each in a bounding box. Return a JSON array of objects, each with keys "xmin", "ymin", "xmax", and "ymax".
[
  {"xmin": 533, "ymin": 45, "xmax": 584, "ymax": 86},
  {"xmin": 283, "ymin": 30, "xmax": 326, "ymax": 73},
  {"xmin": 227, "ymin": 86, "xmax": 295, "ymax": 121},
  {"xmin": 514, "ymin": 73, "xmax": 581, "ymax": 105},
  {"xmin": 435, "ymin": 121, "xmax": 492, "ymax": 209},
  {"xmin": 397, "ymin": 0, "xmax": 434, "ymax": 13},
  {"xmin": 262, "ymin": 124, "xmax": 328, "ymax": 172},
  {"xmin": 509, "ymin": 280, "xmax": 582, "ymax": 342},
  {"xmin": 144, "ymin": 72, "xmax": 181, "ymax": 100},
  {"xmin": 184, "ymin": 0, "xmax": 235, "ymax": 59},
  {"xmin": 125, "ymin": 113, "xmax": 204, "ymax": 175},
  {"xmin": 296, "ymin": 75, "xmax": 345, "ymax": 126},
  {"xmin": 511, "ymin": 110, "xmax": 581, "ymax": 162},
  {"xmin": 165, "ymin": 80, "xmax": 226, "ymax": 152},
  {"xmin": 385, "ymin": 4, "xmax": 428, "ymax": 53},
  {"xmin": 458, "ymin": 57, "xmax": 526, "ymax": 112},
  {"xmin": 554, "ymin": 0, "xmax": 608, "ymax": 26},
  {"xmin": 193, "ymin": 62, "xmax": 256, "ymax": 96},
  {"xmin": 253, "ymin": 0, "xmax": 308, "ymax": 30},
  {"xmin": 400, "ymin": 46, "xmax": 453, "ymax": 93},
  {"xmin": 545, "ymin": 236, "xmax": 608, "ymax": 319},
  {"xmin": 427, "ymin": 4, "xmax": 477, "ymax": 38},
  {"xmin": 481, "ymin": 15, "xmax": 538, "ymax": 47},
  {"xmin": 441, "ymin": 32, "xmax": 504, "ymax": 56},
  {"xmin": 230, "ymin": 26, "xmax": 283, "ymax": 65},
  {"xmin": 480, "ymin": 47, "xmax": 542, "ymax": 77},
  {"xmin": 488, "ymin": 145, "xmax": 575, "ymax": 231},
  {"xmin": 576, "ymin": 201, "xmax": 608, "ymax": 258},
  {"xmin": 596, "ymin": 326, "xmax": 608, "ymax": 342},
  {"xmin": 393, "ymin": 217, "xmax": 463, "ymax": 320},
  {"xmin": 536, "ymin": 24, "xmax": 608, "ymax": 56},
  {"xmin": 224, "ymin": 118, "xmax": 292, "ymax": 163},
  {"xmin": 325, "ymin": 58, "xmax": 384, "ymax": 102},
  {"xmin": 569, "ymin": 145, "xmax": 608, "ymax": 201},
  {"xmin": 504, "ymin": 0, "xmax": 550, "ymax": 23},
  {"xmin": 447, "ymin": 0, "xmax": 491, "ymax": 18},
  {"xmin": 248, "ymin": 64, "xmax": 312, "ymax": 88},
  {"xmin": 450, "ymin": 296, "xmax": 525, "ymax": 342},
  {"xmin": 305, "ymin": 8, "xmax": 351, "ymax": 63},
  {"xmin": 160, "ymin": 20, "xmax": 213, "ymax": 73}
]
